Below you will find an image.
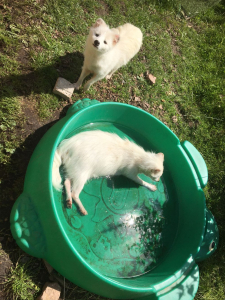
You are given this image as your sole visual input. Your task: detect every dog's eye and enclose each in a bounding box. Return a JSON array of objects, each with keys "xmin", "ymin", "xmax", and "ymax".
[
  {"xmin": 95, "ymin": 33, "xmax": 99, "ymax": 37},
  {"xmin": 104, "ymin": 41, "xmax": 107, "ymax": 44}
]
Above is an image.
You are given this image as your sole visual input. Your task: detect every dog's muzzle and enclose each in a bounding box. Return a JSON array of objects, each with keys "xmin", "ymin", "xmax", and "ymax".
[{"xmin": 93, "ymin": 40, "xmax": 100, "ymax": 48}]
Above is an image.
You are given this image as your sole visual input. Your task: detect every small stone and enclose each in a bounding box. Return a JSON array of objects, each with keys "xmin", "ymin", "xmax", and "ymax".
[
  {"xmin": 36, "ymin": 282, "xmax": 61, "ymax": 300},
  {"xmin": 53, "ymin": 77, "xmax": 74, "ymax": 101},
  {"xmin": 159, "ymin": 104, "xmax": 163, "ymax": 110},
  {"xmin": 134, "ymin": 96, "xmax": 141, "ymax": 102}
]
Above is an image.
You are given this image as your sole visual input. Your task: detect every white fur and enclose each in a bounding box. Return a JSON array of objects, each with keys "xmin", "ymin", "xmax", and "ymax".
[
  {"xmin": 52, "ymin": 130, "xmax": 164, "ymax": 216},
  {"xmin": 52, "ymin": 150, "xmax": 62, "ymax": 190},
  {"xmin": 73, "ymin": 18, "xmax": 143, "ymax": 91}
]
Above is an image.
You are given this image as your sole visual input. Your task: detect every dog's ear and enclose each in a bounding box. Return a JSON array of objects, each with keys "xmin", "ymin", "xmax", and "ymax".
[
  {"xmin": 93, "ymin": 18, "xmax": 106, "ymax": 28},
  {"xmin": 152, "ymin": 169, "xmax": 161, "ymax": 174},
  {"xmin": 113, "ymin": 34, "xmax": 120, "ymax": 44},
  {"xmin": 157, "ymin": 152, "xmax": 164, "ymax": 161}
]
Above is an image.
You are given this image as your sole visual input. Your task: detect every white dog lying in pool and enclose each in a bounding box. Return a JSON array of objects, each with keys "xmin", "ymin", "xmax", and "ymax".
[{"xmin": 52, "ymin": 130, "xmax": 164, "ymax": 215}]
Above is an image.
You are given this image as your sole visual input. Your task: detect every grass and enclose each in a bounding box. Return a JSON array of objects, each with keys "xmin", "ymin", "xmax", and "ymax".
[
  {"xmin": 4, "ymin": 260, "xmax": 41, "ymax": 300},
  {"xmin": 0, "ymin": 0, "xmax": 225, "ymax": 299}
]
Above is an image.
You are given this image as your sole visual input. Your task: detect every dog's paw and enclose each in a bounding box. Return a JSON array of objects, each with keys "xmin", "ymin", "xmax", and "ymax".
[
  {"xmin": 150, "ymin": 184, "xmax": 157, "ymax": 191},
  {"xmin": 106, "ymin": 74, "xmax": 112, "ymax": 80},
  {"xmin": 80, "ymin": 208, "xmax": 88, "ymax": 215},
  {"xmin": 73, "ymin": 82, "xmax": 80, "ymax": 90},
  {"xmin": 147, "ymin": 183, "xmax": 157, "ymax": 191},
  {"xmin": 66, "ymin": 199, "xmax": 72, "ymax": 208}
]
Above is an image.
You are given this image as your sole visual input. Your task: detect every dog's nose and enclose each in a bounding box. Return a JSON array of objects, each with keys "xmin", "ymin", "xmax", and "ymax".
[{"xmin": 94, "ymin": 40, "xmax": 100, "ymax": 47}]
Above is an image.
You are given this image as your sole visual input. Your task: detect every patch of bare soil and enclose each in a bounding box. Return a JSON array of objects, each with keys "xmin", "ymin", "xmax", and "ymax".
[
  {"xmin": 95, "ymin": 0, "xmax": 110, "ymax": 16},
  {"xmin": 19, "ymin": 97, "xmax": 66, "ymax": 139},
  {"xmin": 0, "ymin": 246, "xmax": 13, "ymax": 299}
]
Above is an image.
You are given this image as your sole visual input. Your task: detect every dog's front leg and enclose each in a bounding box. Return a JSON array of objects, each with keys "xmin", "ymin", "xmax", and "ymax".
[
  {"xmin": 106, "ymin": 68, "xmax": 118, "ymax": 80},
  {"xmin": 83, "ymin": 73, "xmax": 105, "ymax": 91},
  {"xmin": 125, "ymin": 174, "xmax": 157, "ymax": 191},
  {"xmin": 74, "ymin": 68, "xmax": 90, "ymax": 90}
]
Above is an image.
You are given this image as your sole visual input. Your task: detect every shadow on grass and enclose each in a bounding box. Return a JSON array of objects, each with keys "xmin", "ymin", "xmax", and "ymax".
[
  {"xmin": 0, "ymin": 51, "xmax": 84, "ymax": 236},
  {"xmin": 0, "ymin": 51, "xmax": 84, "ymax": 233},
  {"xmin": 0, "ymin": 51, "xmax": 84, "ymax": 100}
]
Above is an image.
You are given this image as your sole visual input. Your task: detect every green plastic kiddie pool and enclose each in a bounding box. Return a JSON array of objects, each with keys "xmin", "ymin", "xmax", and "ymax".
[{"xmin": 11, "ymin": 99, "xmax": 219, "ymax": 300}]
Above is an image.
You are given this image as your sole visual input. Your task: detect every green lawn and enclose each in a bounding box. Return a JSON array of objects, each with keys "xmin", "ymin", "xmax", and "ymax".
[{"xmin": 0, "ymin": 0, "xmax": 224, "ymax": 299}]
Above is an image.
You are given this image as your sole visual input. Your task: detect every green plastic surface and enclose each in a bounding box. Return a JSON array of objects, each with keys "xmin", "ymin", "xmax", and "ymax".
[
  {"xmin": 181, "ymin": 141, "xmax": 208, "ymax": 188},
  {"xmin": 137, "ymin": 262, "xmax": 199, "ymax": 300},
  {"xmin": 10, "ymin": 99, "xmax": 218, "ymax": 299}
]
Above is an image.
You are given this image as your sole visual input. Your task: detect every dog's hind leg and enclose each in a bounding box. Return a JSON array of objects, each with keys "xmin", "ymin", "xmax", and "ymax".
[
  {"xmin": 64, "ymin": 178, "xmax": 73, "ymax": 208},
  {"xmin": 71, "ymin": 178, "xmax": 88, "ymax": 215},
  {"xmin": 74, "ymin": 67, "xmax": 91, "ymax": 90}
]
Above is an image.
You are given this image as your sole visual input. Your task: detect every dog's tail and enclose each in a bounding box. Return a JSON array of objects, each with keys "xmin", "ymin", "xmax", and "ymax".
[{"xmin": 52, "ymin": 150, "xmax": 63, "ymax": 190}]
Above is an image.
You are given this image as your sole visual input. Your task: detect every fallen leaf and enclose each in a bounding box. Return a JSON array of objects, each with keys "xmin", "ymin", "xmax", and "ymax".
[
  {"xmin": 159, "ymin": 104, "xmax": 163, "ymax": 110},
  {"xmin": 161, "ymin": 99, "xmax": 166, "ymax": 102},
  {"xmin": 148, "ymin": 74, "xmax": 156, "ymax": 84},
  {"xmin": 143, "ymin": 102, "xmax": 150, "ymax": 109},
  {"xmin": 134, "ymin": 96, "xmax": 141, "ymax": 102},
  {"xmin": 172, "ymin": 116, "xmax": 178, "ymax": 123}
]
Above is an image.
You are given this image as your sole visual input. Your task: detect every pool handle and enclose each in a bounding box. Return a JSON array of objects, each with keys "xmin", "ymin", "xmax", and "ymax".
[
  {"xmin": 66, "ymin": 98, "xmax": 100, "ymax": 116},
  {"xmin": 181, "ymin": 141, "xmax": 208, "ymax": 188},
  {"xmin": 10, "ymin": 192, "xmax": 47, "ymax": 258}
]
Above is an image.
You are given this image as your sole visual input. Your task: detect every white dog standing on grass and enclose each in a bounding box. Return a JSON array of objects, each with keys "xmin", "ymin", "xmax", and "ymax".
[
  {"xmin": 73, "ymin": 18, "xmax": 143, "ymax": 91},
  {"xmin": 52, "ymin": 130, "xmax": 164, "ymax": 216}
]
